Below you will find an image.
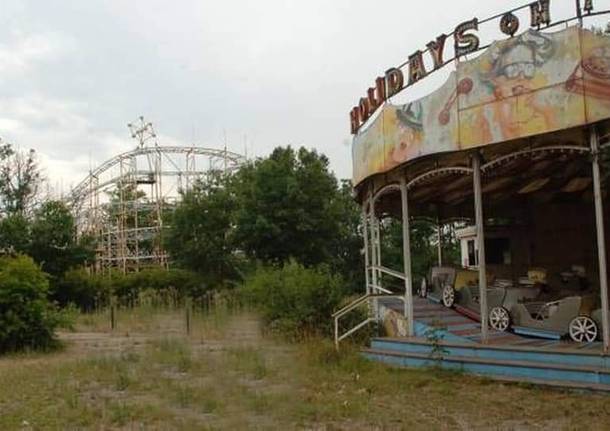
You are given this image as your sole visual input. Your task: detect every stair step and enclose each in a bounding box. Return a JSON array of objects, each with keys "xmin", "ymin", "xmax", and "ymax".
[
  {"xmin": 370, "ymin": 337, "xmax": 610, "ymax": 368},
  {"xmin": 363, "ymin": 348, "xmax": 610, "ymax": 388},
  {"xmin": 373, "ymin": 337, "xmax": 602, "ymax": 356}
]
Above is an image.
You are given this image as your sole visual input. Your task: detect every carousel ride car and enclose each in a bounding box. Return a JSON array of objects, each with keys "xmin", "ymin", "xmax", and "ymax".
[
  {"xmin": 420, "ymin": 266, "xmax": 540, "ymax": 324},
  {"xmin": 421, "ymin": 265, "xmax": 602, "ymax": 343},
  {"xmin": 494, "ymin": 268, "xmax": 601, "ymax": 342},
  {"xmin": 507, "ymin": 294, "xmax": 600, "ymax": 342}
]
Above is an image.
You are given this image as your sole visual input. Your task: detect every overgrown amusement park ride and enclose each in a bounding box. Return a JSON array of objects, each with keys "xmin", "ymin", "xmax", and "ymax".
[{"xmin": 68, "ymin": 117, "xmax": 245, "ymax": 273}]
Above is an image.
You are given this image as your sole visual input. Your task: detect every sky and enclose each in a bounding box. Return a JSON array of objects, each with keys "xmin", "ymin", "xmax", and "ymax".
[{"xmin": 0, "ymin": 0, "xmax": 603, "ymax": 193}]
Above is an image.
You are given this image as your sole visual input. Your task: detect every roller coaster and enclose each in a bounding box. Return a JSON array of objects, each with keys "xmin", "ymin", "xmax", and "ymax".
[{"xmin": 68, "ymin": 118, "xmax": 245, "ymax": 273}]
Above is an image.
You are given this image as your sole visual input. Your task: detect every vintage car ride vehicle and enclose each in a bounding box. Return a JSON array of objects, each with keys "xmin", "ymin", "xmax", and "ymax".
[
  {"xmin": 420, "ymin": 266, "xmax": 540, "ymax": 323},
  {"xmin": 506, "ymin": 294, "xmax": 600, "ymax": 342},
  {"xmin": 421, "ymin": 266, "xmax": 603, "ymax": 343}
]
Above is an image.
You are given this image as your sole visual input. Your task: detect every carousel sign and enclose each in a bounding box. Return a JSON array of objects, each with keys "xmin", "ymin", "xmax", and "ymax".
[{"xmin": 350, "ymin": 0, "xmax": 600, "ymax": 134}]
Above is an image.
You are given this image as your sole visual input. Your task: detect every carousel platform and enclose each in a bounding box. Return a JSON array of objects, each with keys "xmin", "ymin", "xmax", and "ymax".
[{"xmin": 364, "ymin": 297, "xmax": 610, "ymax": 391}]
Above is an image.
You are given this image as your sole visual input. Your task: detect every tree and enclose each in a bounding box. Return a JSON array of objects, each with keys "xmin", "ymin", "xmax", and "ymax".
[
  {"xmin": 29, "ymin": 201, "xmax": 94, "ymax": 285},
  {"xmin": 0, "ymin": 255, "xmax": 64, "ymax": 352},
  {"xmin": 0, "ymin": 142, "xmax": 43, "ymax": 217},
  {"xmin": 0, "ymin": 214, "xmax": 31, "ymax": 254},
  {"xmin": 165, "ymin": 171, "xmax": 239, "ymax": 287},
  {"xmin": 233, "ymin": 146, "xmax": 346, "ymax": 267},
  {"xmin": 331, "ymin": 180, "xmax": 364, "ymax": 293}
]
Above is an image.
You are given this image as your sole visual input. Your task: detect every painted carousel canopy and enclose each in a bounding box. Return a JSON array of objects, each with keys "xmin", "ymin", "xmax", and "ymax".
[{"xmin": 352, "ymin": 26, "xmax": 610, "ymax": 186}]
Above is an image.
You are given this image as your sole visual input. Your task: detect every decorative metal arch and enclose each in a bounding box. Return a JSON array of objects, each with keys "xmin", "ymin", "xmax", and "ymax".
[
  {"xmin": 371, "ymin": 183, "xmax": 400, "ymax": 205},
  {"xmin": 406, "ymin": 167, "xmax": 473, "ymax": 190},
  {"xmin": 481, "ymin": 145, "xmax": 590, "ymax": 173}
]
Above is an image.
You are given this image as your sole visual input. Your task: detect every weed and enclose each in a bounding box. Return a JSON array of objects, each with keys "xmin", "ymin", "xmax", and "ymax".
[
  {"xmin": 424, "ymin": 318, "xmax": 449, "ymax": 365},
  {"xmin": 228, "ymin": 347, "xmax": 267, "ymax": 379},
  {"xmin": 2, "ymin": 308, "xmax": 609, "ymax": 430},
  {"xmin": 115, "ymin": 368, "xmax": 131, "ymax": 391},
  {"xmin": 108, "ymin": 401, "xmax": 133, "ymax": 426}
]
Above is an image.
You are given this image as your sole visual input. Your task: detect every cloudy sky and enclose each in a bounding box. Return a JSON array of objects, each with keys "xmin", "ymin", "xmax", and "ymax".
[{"xmin": 0, "ymin": 0, "xmax": 601, "ymax": 192}]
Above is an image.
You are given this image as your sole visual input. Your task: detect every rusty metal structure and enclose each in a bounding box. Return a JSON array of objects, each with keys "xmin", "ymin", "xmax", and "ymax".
[{"xmin": 68, "ymin": 117, "xmax": 245, "ymax": 273}]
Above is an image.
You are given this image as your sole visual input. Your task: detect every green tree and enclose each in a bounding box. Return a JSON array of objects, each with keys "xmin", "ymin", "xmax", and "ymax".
[
  {"xmin": 29, "ymin": 201, "xmax": 94, "ymax": 286},
  {"xmin": 0, "ymin": 214, "xmax": 31, "ymax": 254},
  {"xmin": 0, "ymin": 144, "xmax": 43, "ymax": 217},
  {"xmin": 165, "ymin": 171, "xmax": 239, "ymax": 287},
  {"xmin": 233, "ymin": 146, "xmax": 346, "ymax": 267},
  {"xmin": 0, "ymin": 255, "xmax": 65, "ymax": 352},
  {"xmin": 378, "ymin": 217, "xmax": 461, "ymax": 291},
  {"xmin": 332, "ymin": 179, "xmax": 364, "ymax": 293}
]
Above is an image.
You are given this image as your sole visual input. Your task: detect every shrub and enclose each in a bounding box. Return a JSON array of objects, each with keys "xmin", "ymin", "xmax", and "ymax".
[
  {"xmin": 113, "ymin": 268, "xmax": 207, "ymax": 307},
  {"xmin": 241, "ymin": 261, "xmax": 346, "ymax": 339},
  {"xmin": 54, "ymin": 267, "xmax": 111, "ymax": 311},
  {"xmin": 54, "ymin": 267, "xmax": 208, "ymax": 309},
  {"xmin": 0, "ymin": 255, "xmax": 65, "ymax": 352}
]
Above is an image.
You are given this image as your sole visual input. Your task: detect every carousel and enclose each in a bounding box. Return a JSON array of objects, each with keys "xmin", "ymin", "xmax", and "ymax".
[{"xmin": 334, "ymin": 1, "xmax": 610, "ymax": 389}]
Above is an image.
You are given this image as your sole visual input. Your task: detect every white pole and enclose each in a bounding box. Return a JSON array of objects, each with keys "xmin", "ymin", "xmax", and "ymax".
[
  {"xmin": 400, "ymin": 177, "xmax": 415, "ymax": 336},
  {"xmin": 437, "ymin": 220, "xmax": 443, "ymax": 266},
  {"xmin": 369, "ymin": 190, "xmax": 379, "ymax": 320},
  {"xmin": 362, "ymin": 203, "xmax": 371, "ymax": 297},
  {"xmin": 591, "ymin": 127, "xmax": 610, "ymax": 353},
  {"xmin": 472, "ymin": 153, "xmax": 489, "ymax": 343}
]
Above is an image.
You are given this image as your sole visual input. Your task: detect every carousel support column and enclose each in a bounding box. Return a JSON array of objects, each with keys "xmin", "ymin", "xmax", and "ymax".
[
  {"xmin": 369, "ymin": 190, "xmax": 379, "ymax": 321},
  {"xmin": 362, "ymin": 202, "xmax": 372, "ymax": 318},
  {"xmin": 437, "ymin": 218, "xmax": 443, "ymax": 266},
  {"xmin": 400, "ymin": 177, "xmax": 414, "ymax": 336},
  {"xmin": 472, "ymin": 152, "xmax": 489, "ymax": 344},
  {"xmin": 591, "ymin": 127, "xmax": 610, "ymax": 353}
]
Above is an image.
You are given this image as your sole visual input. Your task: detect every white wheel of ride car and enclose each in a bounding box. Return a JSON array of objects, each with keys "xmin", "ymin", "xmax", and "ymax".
[
  {"xmin": 420, "ymin": 278, "xmax": 428, "ymax": 298},
  {"xmin": 489, "ymin": 306, "xmax": 510, "ymax": 332},
  {"xmin": 442, "ymin": 285, "xmax": 455, "ymax": 308},
  {"xmin": 568, "ymin": 316, "xmax": 598, "ymax": 343}
]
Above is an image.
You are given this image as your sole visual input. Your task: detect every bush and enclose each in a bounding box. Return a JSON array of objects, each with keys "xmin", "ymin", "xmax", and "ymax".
[
  {"xmin": 0, "ymin": 255, "xmax": 65, "ymax": 352},
  {"xmin": 53, "ymin": 267, "xmax": 208, "ymax": 309},
  {"xmin": 113, "ymin": 268, "xmax": 207, "ymax": 307},
  {"xmin": 241, "ymin": 261, "xmax": 346, "ymax": 339},
  {"xmin": 54, "ymin": 267, "xmax": 111, "ymax": 311}
]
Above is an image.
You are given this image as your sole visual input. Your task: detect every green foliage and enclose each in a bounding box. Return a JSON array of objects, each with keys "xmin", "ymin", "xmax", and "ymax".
[
  {"xmin": 332, "ymin": 180, "xmax": 365, "ymax": 294},
  {"xmin": 55, "ymin": 268, "xmax": 111, "ymax": 311},
  {"xmin": 380, "ymin": 218, "xmax": 461, "ymax": 289},
  {"xmin": 166, "ymin": 171, "xmax": 240, "ymax": 288},
  {"xmin": 116, "ymin": 268, "xmax": 207, "ymax": 306},
  {"xmin": 63, "ymin": 268, "xmax": 208, "ymax": 308},
  {"xmin": 29, "ymin": 201, "xmax": 94, "ymax": 284},
  {"xmin": 0, "ymin": 255, "xmax": 65, "ymax": 352},
  {"xmin": 0, "ymin": 143, "xmax": 43, "ymax": 217},
  {"xmin": 0, "ymin": 214, "xmax": 31, "ymax": 254},
  {"xmin": 233, "ymin": 147, "xmax": 352, "ymax": 267},
  {"xmin": 242, "ymin": 261, "xmax": 346, "ymax": 339},
  {"xmin": 424, "ymin": 319, "xmax": 449, "ymax": 363}
]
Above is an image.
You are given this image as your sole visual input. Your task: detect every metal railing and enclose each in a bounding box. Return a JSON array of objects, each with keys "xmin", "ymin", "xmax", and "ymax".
[{"xmin": 333, "ymin": 264, "xmax": 410, "ymax": 348}]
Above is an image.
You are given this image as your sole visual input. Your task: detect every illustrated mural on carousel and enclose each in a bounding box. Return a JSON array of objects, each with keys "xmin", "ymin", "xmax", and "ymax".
[{"xmin": 351, "ymin": 0, "xmax": 610, "ymax": 185}]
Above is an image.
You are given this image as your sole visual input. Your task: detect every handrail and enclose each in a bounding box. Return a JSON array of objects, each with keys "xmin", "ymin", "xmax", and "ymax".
[
  {"xmin": 333, "ymin": 292, "xmax": 407, "ymax": 348},
  {"xmin": 368, "ymin": 283, "xmax": 394, "ymax": 295},
  {"xmin": 332, "ymin": 293, "xmax": 370, "ymax": 318},
  {"xmin": 332, "ymin": 292, "xmax": 398, "ymax": 318},
  {"xmin": 337, "ymin": 318, "xmax": 373, "ymax": 343},
  {"xmin": 370, "ymin": 265, "xmax": 406, "ymax": 281}
]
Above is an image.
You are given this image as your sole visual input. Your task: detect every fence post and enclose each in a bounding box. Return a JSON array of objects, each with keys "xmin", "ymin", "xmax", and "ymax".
[
  {"xmin": 185, "ymin": 297, "xmax": 192, "ymax": 335},
  {"xmin": 110, "ymin": 296, "xmax": 116, "ymax": 331}
]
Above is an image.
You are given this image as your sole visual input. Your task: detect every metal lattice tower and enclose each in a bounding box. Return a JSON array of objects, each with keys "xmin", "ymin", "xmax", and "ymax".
[{"xmin": 68, "ymin": 117, "xmax": 245, "ymax": 273}]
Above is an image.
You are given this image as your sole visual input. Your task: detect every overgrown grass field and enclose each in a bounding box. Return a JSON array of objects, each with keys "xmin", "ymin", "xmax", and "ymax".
[{"xmin": 1, "ymin": 307, "xmax": 610, "ymax": 430}]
